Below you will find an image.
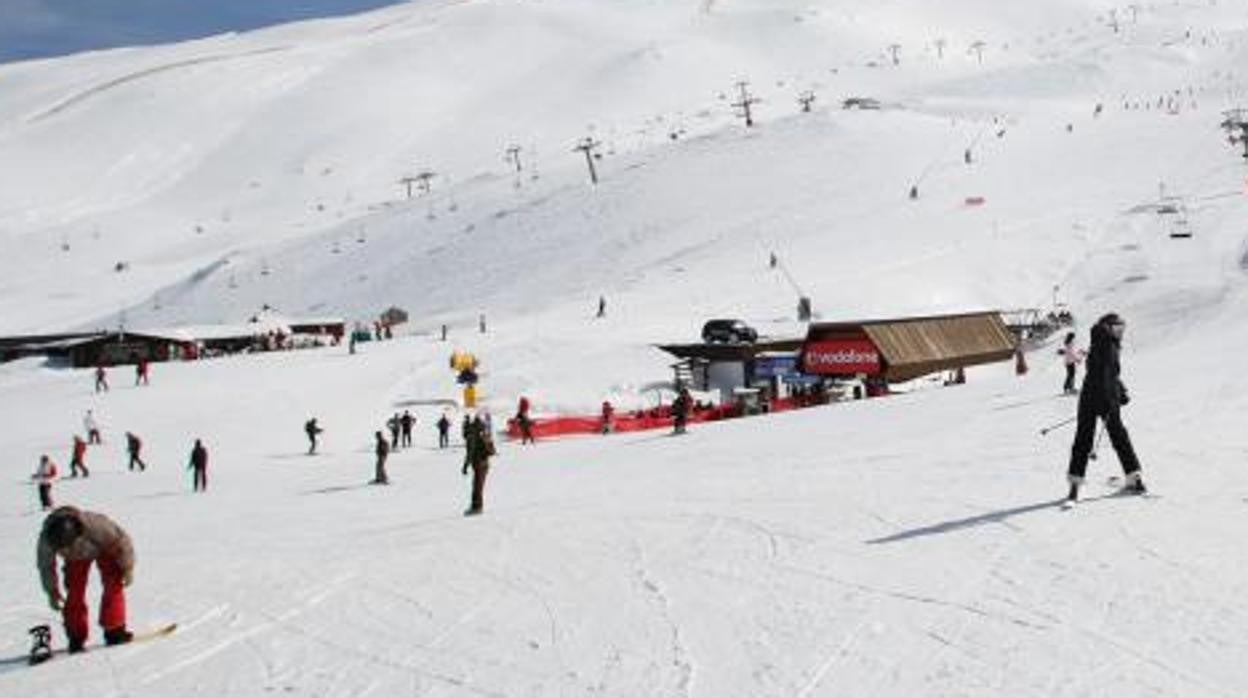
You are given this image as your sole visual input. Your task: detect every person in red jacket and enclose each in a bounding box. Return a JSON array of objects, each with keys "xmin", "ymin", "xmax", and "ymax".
[
  {"xmin": 37, "ymin": 506, "xmax": 135, "ymax": 651},
  {"xmin": 135, "ymin": 359, "xmax": 150, "ymax": 386},
  {"xmin": 69, "ymin": 435, "xmax": 89, "ymax": 478}
]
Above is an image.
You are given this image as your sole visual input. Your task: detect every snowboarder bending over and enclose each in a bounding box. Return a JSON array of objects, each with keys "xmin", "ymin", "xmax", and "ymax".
[
  {"xmin": 37, "ymin": 506, "xmax": 135, "ymax": 652},
  {"xmin": 305, "ymin": 418, "xmax": 323, "ymax": 455},
  {"xmin": 1066, "ymin": 313, "xmax": 1145, "ymax": 501},
  {"xmin": 188, "ymin": 439, "xmax": 208, "ymax": 492}
]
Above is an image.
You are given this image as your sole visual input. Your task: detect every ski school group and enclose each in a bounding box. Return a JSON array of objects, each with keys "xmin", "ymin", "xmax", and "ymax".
[{"xmin": 22, "ymin": 311, "xmax": 1144, "ymax": 663}]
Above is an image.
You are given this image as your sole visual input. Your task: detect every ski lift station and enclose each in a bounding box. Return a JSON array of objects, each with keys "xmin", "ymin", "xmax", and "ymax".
[{"xmin": 658, "ymin": 311, "xmax": 1017, "ymax": 402}]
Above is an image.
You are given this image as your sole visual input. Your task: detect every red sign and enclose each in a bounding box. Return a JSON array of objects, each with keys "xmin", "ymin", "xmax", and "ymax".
[{"xmin": 802, "ymin": 339, "xmax": 881, "ymax": 375}]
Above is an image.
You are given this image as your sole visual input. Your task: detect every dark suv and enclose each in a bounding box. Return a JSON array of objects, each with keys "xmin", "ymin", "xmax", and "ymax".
[{"xmin": 701, "ymin": 319, "xmax": 758, "ymax": 344}]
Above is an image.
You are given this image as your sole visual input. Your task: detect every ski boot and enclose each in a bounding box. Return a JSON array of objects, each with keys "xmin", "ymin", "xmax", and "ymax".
[
  {"xmin": 1066, "ymin": 483, "xmax": 1079, "ymax": 502},
  {"xmin": 104, "ymin": 627, "xmax": 133, "ymax": 646},
  {"xmin": 1120, "ymin": 473, "xmax": 1147, "ymax": 495},
  {"xmin": 28, "ymin": 625, "xmax": 53, "ymax": 665}
]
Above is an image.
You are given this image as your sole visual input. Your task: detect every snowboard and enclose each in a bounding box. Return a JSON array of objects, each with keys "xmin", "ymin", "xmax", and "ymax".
[{"xmin": 4, "ymin": 623, "xmax": 177, "ymax": 669}]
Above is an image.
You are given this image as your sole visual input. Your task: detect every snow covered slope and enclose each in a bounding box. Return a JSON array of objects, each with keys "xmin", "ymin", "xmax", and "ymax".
[{"xmin": 3, "ymin": 0, "xmax": 1248, "ymax": 695}]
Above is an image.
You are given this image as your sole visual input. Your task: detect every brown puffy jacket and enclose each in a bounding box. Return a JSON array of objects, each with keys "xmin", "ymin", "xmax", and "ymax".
[{"xmin": 36, "ymin": 506, "xmax": 135, "ymax": 600}]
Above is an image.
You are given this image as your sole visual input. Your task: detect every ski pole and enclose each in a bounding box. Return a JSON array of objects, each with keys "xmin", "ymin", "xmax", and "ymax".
[
  {"xmin": 1089, "ymin": 424, "xmax": 1104, "ymax": 460},
  {"xmin": 1039, "ymin": 415, "xmax": 1077, "ymax": 435}
]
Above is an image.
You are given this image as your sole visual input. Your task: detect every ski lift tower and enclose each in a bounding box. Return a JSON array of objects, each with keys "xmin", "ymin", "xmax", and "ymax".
[{"xmin": 773, "ymin": 255, "xmax": 813, "ymax": 321}]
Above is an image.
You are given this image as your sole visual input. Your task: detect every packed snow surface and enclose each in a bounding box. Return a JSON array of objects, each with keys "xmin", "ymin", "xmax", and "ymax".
[{"xmin": 3, "ymin": 0, "xmax": 1248, "ymax": 695}]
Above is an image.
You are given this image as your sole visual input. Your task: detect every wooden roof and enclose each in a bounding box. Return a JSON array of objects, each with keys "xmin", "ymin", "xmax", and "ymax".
[{"xmin": 806, "ymin": 311, "xmax": 1016, "ymax": 382}]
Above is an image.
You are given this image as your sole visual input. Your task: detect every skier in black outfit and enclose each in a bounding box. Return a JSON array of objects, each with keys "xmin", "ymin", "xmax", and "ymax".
[
  {"xmin": 305, "ymin": 418, "xmax": 323, "ymax": 455},
  {"xmin": 1066, "ymin": 313, "xmax": 1145, "ymax": 501},
  {"xmin": 387, "ymin": 414, "xmax": 401, "ymax": 449},
  {"xmin": 400, "ymin": 411, "xmax": 414, "ymax": 448},
  {"xmin": 436, "ymin": 414, "xmax": 451, "ymax": 449}
]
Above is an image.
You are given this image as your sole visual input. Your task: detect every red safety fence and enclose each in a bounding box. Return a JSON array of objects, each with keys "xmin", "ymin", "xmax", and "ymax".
[{"xmin": 504, "ymin": 395, "xmax": 830, "ymax": 441}]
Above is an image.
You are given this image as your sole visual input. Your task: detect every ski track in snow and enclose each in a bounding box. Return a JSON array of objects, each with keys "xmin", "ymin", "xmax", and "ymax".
[{"xmin": 28, "ymin": 47, "xmax": 292, "ymax": 123}]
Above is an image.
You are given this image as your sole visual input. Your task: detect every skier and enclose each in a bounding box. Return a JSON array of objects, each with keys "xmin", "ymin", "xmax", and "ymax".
[
  {"xmin": 460, "ymin": 415, "xmax": 472, "ymax": 473},
  {"xmin": 601, "ymin": 400, "xmax": 615, "ymax": 435},
  {"xmin": 400, "ymin": 410, "xmax": 414, "ymax": 448},
  {"xmin": 1066, "ymin": 313, "xmax": 1146, "ymax": 502},
  {"xmin": 125, "ymin": 432, "xmax": 146, "ymax": 472},
  {"xmin": 596, "ymin": 295, "xmax": 607, "ymax": 318},
  {"xmin": 32, "ymin": 455, "xmax": 58, "ymax": 511},
  {"xmin": 515, "ymin": 397, "xmax": 534, "ymax": 445},
  {"xmin": 387, "ymin": 413, "xmax": 401, "ymax": 449},
  {"xmin": 671, "ymin": 389, "xmax": 691, "ymax": 435},
  {"xmin": 305, "ymin": 418, "xmax": 323, "ymax": 455},
  {"xmin": 436, "ymin": 413, "xmax": 451, "ymax": 449},
  {"xmin": 372, "ymin": 431, "xmax": 390, "ymax": 485},
  {"xmin": 84, "ymin": 409, "xmax": 102, "ymax": 445},
  {"xmin": 134, "ymin": 359, "xmax": 149, "ymax": 386},
  {"xmin": 69, "ymin": 435, "xmax": 89, "ymax": 478},
  {"xmin": 188, "ymin": 439, "xmax": 208, "ymax": 492},
  {"xmin": 94, "ymin": 365, "xmax": 109, "ymax": 393},
  {"xmin": 463, "ymin": 415, "xmax": 494, "ymax": 516},
  {"xmin": 1059, "ymin": 331, "xmax": 1086, "ymax": 395},
  {"xmin": 908, "ymin": 184, "xmax": 919, "ymax": 200},
  {"xmin": 37, "ymin": 506, "xmax": 135, "ymax": 651}
]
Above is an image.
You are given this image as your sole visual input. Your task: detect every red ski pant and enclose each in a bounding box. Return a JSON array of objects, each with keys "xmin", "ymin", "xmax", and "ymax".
[{"xmin": 62, "ymin": 557, "xmax": 127, "ymax": 642}]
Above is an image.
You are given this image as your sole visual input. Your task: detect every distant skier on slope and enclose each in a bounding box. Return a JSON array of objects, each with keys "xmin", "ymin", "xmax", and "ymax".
[
  {"xmin": 515, "ymin": 397, "xmax": 534, "ymax": 445},
  {"xmin": 69, "ymin": 435, "xmax": 89, "ymax": 478},
  {"xmin": 125, "ymin": 432, "xmax": 146, "ymax": 471},
  {"xmin": 1059, "ymin": 331, "xmax": 1086, "ymax": 395},
  {"xmin": 305, "ymin": 418, "xmax": 323, "ymax": 455},
  {"xmin": 400, "ymin": 411, "xmax": 414, "ymax": 448},
  {"xmin": 37, "ymin": 506, "xmax": 135, "ymax": 652},
  {"xmin": 387, "ymin": 413, "xmax": 401, "ymax": 450},
  {"xmin": 84, "ymin": 409, "xmax": 102, "ymax": 445},
  {"xmin": 372, "ymin": 431, "xmax": 390, "ymax": 485},
  {"xmin": 672, "ymin": 388, "xmax": 691, "ymax": 435},
  {"xmin": 436, "ymin": 413, "xmax": 451, "ymax": 449},
  {"xmin": 463, "ymin": 415, "xmax": 494, "ymax": 516},
  {"xmin": 188, "ymin": 439, "xmax": 208, "ymax": 492},
  {"xmin": 1066, "ymin": 313, "xmax": 1146, "ymax": 502},
  {"xmin": 94, "ymin": 365, "xmax": 109, "ymax": 393},
  {"xmin": 32, "ymin": 455, "xmax": 58, "ymax": 511}
]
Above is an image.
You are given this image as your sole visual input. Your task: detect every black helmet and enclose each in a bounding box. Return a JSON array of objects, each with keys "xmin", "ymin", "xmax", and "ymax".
[
  {"xmin": 1099, "ymin": 312, "xmax": 1124, "ymax": 327},
  {"xmin": 45, "ymin": 512, "xmax": 83, "ymax": 550}
]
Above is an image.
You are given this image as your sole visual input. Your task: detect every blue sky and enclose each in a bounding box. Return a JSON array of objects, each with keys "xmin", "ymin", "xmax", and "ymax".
[{"xmin": 0, "ymin": 0, "xmax": 407, "ymax": 63}]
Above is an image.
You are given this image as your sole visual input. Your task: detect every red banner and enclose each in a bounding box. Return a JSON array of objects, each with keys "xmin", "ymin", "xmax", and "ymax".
[{"xmin": 802, "ymin": 339, "xmax": 881, "ymax": 375}]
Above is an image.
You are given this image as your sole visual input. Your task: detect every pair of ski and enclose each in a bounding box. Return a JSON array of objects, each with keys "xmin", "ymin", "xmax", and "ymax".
[{"xmin": 1060, "ymin": 476, "xmax": 1156, "ymax": 510}]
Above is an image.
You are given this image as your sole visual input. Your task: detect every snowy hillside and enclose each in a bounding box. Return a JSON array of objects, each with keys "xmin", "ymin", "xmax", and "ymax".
[{"xmin": 3, "ymin": 0, "xmax": 1248, "ymax": 695}]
